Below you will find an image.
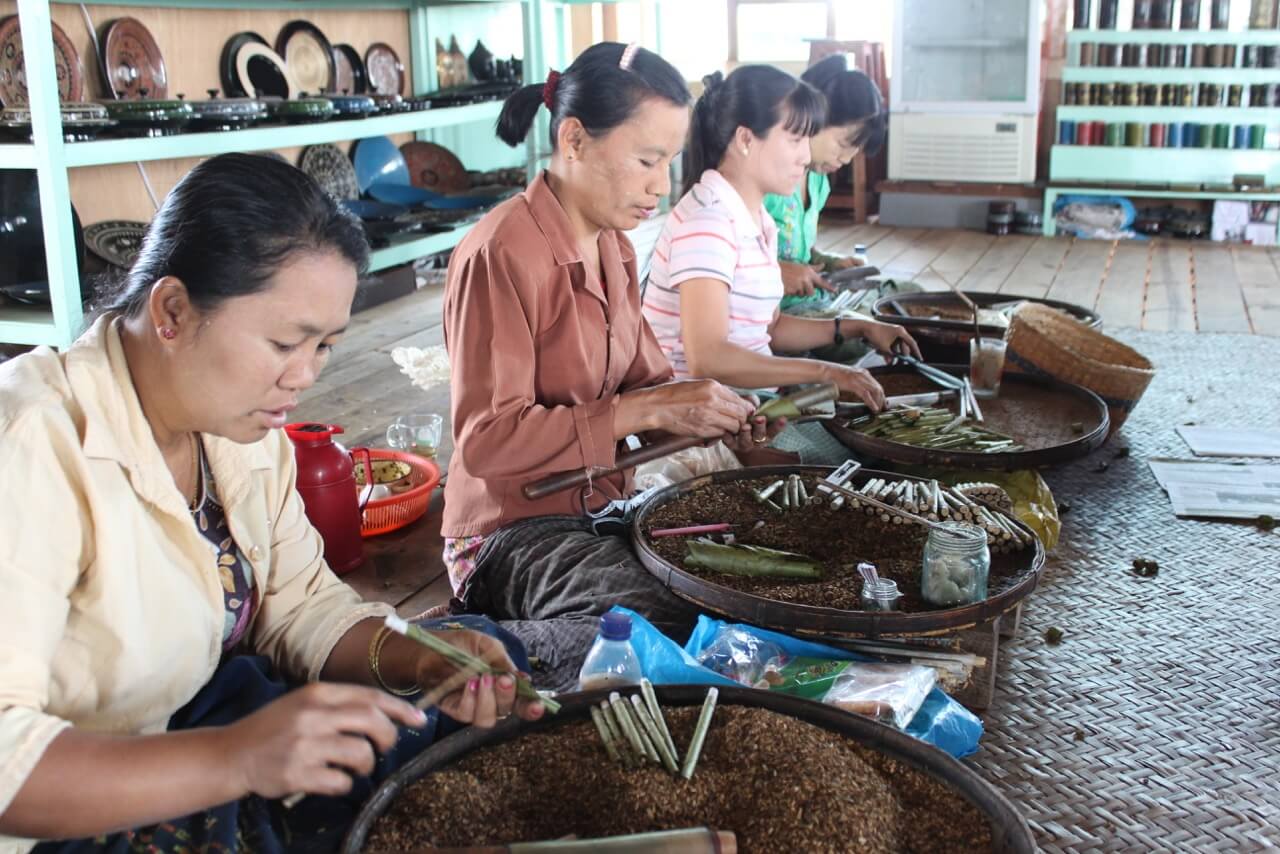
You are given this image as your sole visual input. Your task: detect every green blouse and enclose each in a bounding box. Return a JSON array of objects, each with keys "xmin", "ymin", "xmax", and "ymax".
[{"xmin": 765, "ymin": 170, "xmax": 831, "ymax": 265}]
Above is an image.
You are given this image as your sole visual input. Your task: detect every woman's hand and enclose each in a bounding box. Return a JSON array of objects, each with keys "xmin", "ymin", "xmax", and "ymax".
[
  {"xmin": 829, "ymin": 254, "xmax": 862, "ymax": 270},
  {"xmin": 412, "ymin": 629, "xmax": 545, "ymax": 728},
  {"xmin": 825, "ymin": 364, "xmax": 887, "ymax": 412},
  {"xmin": 722, "ymin": 412, "xmax": 788, "ymax": 456},
  {"xmin": 224, "ymin": 683, "xmax": 426, "ymax": 799},
  {"xmin": 623, "ymin": 379, "xmax": 755, "ymax": 439},
  {"xmin": 780, "ymin": 261, "xmax": 834, "ymax": 297},
  {"xmin": 859, "ymin": 320, "xmax": 922, "ymax": 360}
]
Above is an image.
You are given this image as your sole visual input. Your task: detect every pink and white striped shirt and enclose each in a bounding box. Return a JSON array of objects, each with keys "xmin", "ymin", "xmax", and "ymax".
[{"xmin": 642, "ymin": 169, "xmax": 783, "ymax": 378}]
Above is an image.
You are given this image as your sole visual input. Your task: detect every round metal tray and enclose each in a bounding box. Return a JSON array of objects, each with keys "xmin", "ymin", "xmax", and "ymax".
[
  {"xmin": 632, "ymin": 465, "xmax": 1045, "ymax": 639},
  {"xmin": 341, "ymin": 684, "xmax": 1035, "ymax": 854},
  {"xmin": 824, "ymin": 366, "xmax": 1109, "ymax": 471}
]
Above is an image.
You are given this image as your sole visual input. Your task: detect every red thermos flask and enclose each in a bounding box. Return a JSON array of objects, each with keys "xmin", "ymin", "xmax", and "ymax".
[{"xmin": 284, "ymin": 423, "xmax": 371, "ymax": 575}]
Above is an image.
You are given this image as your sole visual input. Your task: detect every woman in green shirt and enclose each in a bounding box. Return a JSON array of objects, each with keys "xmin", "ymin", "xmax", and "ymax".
[{"xmin": 767, "ymin": 54, "xmax": 887, "ymax": 301}]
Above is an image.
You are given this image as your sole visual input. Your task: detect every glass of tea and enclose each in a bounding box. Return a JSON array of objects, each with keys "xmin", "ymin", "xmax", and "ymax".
[
  {"xmin": 386, "ymin": 413, "xmax": 443, "ymax": 458},
  {"xmin": 969, "ymin": 337, "xmax": 1008, "ymax": 398}
]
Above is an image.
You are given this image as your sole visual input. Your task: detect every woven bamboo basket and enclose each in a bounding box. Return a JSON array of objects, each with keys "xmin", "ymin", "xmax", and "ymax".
[{"xmin": 1004, "ymin": 303, "xmax": 1154, "ymax": 434}]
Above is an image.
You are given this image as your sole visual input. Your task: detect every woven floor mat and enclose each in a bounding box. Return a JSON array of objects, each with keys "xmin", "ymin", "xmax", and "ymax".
[{"xmin": 965, "ymin": 329, "xmax": 1280, "ymax": 852}]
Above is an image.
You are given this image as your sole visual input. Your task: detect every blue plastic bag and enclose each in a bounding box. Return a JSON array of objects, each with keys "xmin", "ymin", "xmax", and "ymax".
[{"xmin": 613, "ymin": 606, "xmax": 984, "ymax": 759}]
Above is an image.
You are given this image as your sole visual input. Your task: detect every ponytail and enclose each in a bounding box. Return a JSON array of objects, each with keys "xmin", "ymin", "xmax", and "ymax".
[
  {"xmin": 683, "ymin": 65, "xmax": 824, "ymax": 195},
  {"xmin": 495, "ymin": 84, "xmax": 546, "ymax": 147}
]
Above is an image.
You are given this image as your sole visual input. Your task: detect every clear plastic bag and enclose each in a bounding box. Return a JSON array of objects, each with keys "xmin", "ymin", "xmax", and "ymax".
[{"xmin": 694, "ymin": 626, "xmax": 936, "ymax": 729}]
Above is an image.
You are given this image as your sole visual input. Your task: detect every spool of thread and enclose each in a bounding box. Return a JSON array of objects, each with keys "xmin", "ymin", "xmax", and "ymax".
[
  {"xmin": 1143, "ymin": 83, "xmax": 1160, "ymax": 105},
  {"xmin": 1147, "ymin": 44, "xmax": 1166, "ymax": 67},
  {"xmin": 1077, "ymin": 82, "xmax": 1093, "ymax": 104},
  {"xmin": 1126, "ymin": 122, "xmax": 1145, "ymax": 146},
  {"xmin": 1199, "ymin": 123, "xmax": 1214, "ymax": 147},
  {"xmin": 1149, "ymin": 122, "xmax": 1167, "ymax": 148},
  {"xmin": 1122, "ymin": 43, "xmax": 1143, "ymax": 66},
  {"xmin": 1199, "ymin": 83, "xmax": 1223, "ymax": 106},
  {"xmin": 1250, "ymin": 124, "xmax": 1267, "ymax": 149},
  {"xmin": 1181, "ymin": 0, "xmax": 1202, "ymax": 28},
  {"xmin": 1059, "ymin": 121, "xmax": 1077, "ymax": 145},
  {"xmin": 1191, "ymin": 43, "xmax": 1208, "ymax": 67},
  {"xmin": 1117, "ymin": 82, "xmax": 1135, "ymax": 105},
  {"xmin": 1223, "ymin": 45, "xmax": 1238, "ymax": 67},
  {"xmin": 1098, "ymin": 0, "xmax": 1120, "ymax": 28},
  {"xmin": 1234, "ymin": 124, "xmax": 1249, "ymax": 149},
  {"xmin": 1249, "ymin": 0, "xmax": 1279, "ymax": 28},
  {"xmin": 1210, "ymin": 0, "xmax": 1231, "ymax": 28},
  {"xmin": 1168, "ymin": 121, "xmax": 1184, "ymax": 147},
  {"xmin": 1074, "ymin": 0, "xmax": 1093, "ymax": 27},
  {"xmin": 1063, "ymin": 82, "xmax": 1078, "ymax": 105},
  {"xmin": 1229, "ymin": 84, "xmax": 1244, "ymax": 106},
  {"xmin": 1251, "ymin": 83, "xmax": 1270, "ymax": 107},
  {"xmin": 1079, "ymin": 42, "xmax": 1096, "ymax": 65},
  {"xmin": 1207, "ymin": 43, "xmax": 1226, "ymax": 67},
  {"xmin": 1098, "ymin": 82, "xmax": 1116, "ymax": 105},
  {"xmin": 1106, "ymin": 122, "xmax": 1124, "ymax": 146},
  {"xmin": 1213, "ymin": 123, "xmax": 1231, "ymax": 148},
  {"xmin": 1093, "ymin": 121, "xmax": 1107, "ymax": 144},
  {"xmin": 1244, "ymin": 45, "xmax": 1262, "ymax": 68},
  {"xmin": 1099, "ymin": 43, "xmax": 1122, "ymax": 66},
  {"xmin": 1171, "ymin": 44, "xmax": 1189, "ymax": 67},
  {"xmin": 1080, "ymin": 122, "xmax": 1095, "ymax": 146},
  {"xmin": 1162, "ymin": 83, "xmax": 1178, "ymax": 105},
  {"xmin": 1179, "ymin": 83, "xmax": 1195, "ymax": 106},
  {"xmin": 1265, "ymin": 46, "xmax": 1280, "ymax": 68}
]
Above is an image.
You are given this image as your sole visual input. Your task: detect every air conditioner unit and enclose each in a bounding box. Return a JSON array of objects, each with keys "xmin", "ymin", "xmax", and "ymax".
[{"xmin": 888, "ymin": 114, "xmax": 1038, "ymax": 183}]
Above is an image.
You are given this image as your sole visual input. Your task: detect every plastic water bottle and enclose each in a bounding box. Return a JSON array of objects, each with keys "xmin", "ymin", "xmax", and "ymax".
[
  {"xmin": 852, "ymin": 244, "xmax": 869, "ymax": 266},
  {"xmin": 577, "ymin": 612, "xmax": 643, "ymax": 692}
]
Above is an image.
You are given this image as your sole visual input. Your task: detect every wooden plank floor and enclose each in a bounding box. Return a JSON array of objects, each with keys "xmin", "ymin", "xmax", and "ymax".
[{"xmin": 297, "ymin": 219, "xmax": 1280, "ymax": 614}]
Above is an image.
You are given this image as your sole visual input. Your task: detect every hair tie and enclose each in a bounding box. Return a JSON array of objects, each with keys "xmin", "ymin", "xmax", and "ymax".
[
  {"xmin": 542, "ymin": 70, "xmax": 561, "ymax": 110},
  {"xmin": 619, "ymin": 42, "xmax": 640, "ymax": 71}
]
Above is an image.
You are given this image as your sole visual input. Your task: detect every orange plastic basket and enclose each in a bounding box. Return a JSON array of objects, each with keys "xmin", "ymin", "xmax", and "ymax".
[{"xmin": 357, "ymin": 450, "xmax": 441, "ymax": 537}]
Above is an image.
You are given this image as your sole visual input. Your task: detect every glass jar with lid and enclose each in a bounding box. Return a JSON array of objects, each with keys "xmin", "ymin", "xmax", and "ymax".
[{"xmin": 921, "ymin": 522, "xmax": 990, "ymax": 607}]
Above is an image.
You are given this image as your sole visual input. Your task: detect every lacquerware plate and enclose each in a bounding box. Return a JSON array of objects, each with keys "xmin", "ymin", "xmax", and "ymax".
[
  {"xmin": 332, "ymin": 43, "xmax": 366, "ymax": 95},
  {"xmin": 0, "ymin": 15, "xmax": 84, "ymax": 106},
  {"xmin": 83, "ymin": 220, "xmax": 147, "ymax": 269},
  {"xmin": 276, "ymin": 20, "xmax": 335, "ymax": 95},
  {"xmin": 352, "ymin": 136, "xmax": 410, "ymax": 193},
  {"xmin": 101, "ymin": 17, "xmax": 167, "ymax": 100},
  {"xmin": 236, "ymin": 42, "xmax": 297, "ymax": 100},
  {"xmin": 220, "ymin": 32, "xmax": 268, "ymax": 98},
  {"xmin": 364, "ymin": 42, "xmax": 405, "ymax": 96},
  {"xmin": 300, "ymin": 143, "xmax": 359, "ymax": 201},
  {"xmin": 400, "ymin": 141, "xmax": 469, "ymax": 194}
]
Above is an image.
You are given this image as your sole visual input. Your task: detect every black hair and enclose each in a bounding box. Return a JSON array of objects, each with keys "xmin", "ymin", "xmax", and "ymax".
[
  {"xmin": 801, "ymin": 54, "xmax": 887, "ymax": 156},
  {"xmin": 495, "ymin": 41, "xmax": 691, "ymax": 149},
  {"xmin": 684, "ymin": 65, "xmax": 825, "ymax": 194},
  {"xmin": 106, "ymin": 152, "xmax": 369, "ymax": 318}
]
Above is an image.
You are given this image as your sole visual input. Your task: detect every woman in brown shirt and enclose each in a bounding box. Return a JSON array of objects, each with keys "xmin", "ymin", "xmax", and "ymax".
[{"xmin": 443, "ymin": 43, "xmax": 767, "ymax": 691}]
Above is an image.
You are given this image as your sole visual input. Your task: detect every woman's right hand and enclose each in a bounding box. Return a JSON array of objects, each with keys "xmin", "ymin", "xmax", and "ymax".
[
  {"xmin": 223, "ymin": 683, "xmax": 426, "ymax": 799},
  {"xmin": 780, "ymin": 261, "xmax": 834, "ymax": 297},
  {"xmin": 826, "ymin": 364, "xmax": 887, "ymax": 412},
  {"xmin": 627, "ymin": 379, "xmax": 755, "ymax": 440}
]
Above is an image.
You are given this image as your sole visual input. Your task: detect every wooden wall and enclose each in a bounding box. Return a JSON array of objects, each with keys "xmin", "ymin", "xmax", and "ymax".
[{"xmin": 0, "ymin": 2, "xmax": 413, "ymax": 223}]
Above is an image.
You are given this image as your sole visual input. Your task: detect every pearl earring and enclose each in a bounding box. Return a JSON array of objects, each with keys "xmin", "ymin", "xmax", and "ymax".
[{"xmin": 741, "ymin": 147, "xmax": 749, "ymax": 156}]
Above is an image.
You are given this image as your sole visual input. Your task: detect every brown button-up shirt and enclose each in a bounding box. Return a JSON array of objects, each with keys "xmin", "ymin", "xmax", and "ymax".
[{"xmin": 442, "ymin": 172, "xmax": 674, "ymax": 538}]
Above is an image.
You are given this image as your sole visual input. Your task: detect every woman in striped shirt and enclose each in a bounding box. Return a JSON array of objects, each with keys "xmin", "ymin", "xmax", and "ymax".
[{"xmin": 642, "ymin": 65, "xmax": 919, "ymax": 411}]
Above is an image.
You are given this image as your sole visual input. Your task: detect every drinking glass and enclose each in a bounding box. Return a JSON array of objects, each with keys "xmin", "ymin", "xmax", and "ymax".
[{"xmin": 386, "ymin": 413, "xmax": 443, "ymax": 458}]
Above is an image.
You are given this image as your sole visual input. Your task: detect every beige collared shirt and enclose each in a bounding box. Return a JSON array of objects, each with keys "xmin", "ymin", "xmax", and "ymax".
[{"xmin": 0, "ymin": 317, "xmax": 391, "ymax": 850}]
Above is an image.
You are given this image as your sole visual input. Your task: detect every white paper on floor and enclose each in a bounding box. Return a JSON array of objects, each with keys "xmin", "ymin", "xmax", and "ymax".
[
  {"xmin": 1175, "ymin": 426, "xmax": 1280, "ymax": 458},
  {"xmin": 1148, "ymin": 458, "xmax": 1280, "ymax": 519}
]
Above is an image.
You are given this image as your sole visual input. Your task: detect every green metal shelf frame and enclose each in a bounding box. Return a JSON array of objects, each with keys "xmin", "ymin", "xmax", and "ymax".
[
  {"xmin": 1, "ymin": 0, "xmax": 593, "ymax": 349},
  {"xmin": 1042, "ymin": 183, "xmax": 1280, "ymax": 236}
]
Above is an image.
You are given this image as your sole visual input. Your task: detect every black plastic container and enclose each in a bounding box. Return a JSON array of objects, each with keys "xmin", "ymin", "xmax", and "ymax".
[
  {"xmin": 1210, "ymin": 0, "xmax": 1231, "ymax": 28},
  {"xmin": 1181, "ymin": 0, "xmax": 1202, "ymax": 28},
  {"xmin": 1074, "ymin": 0, "xmax": 1092, "ymax": 27},
  {"xmin": 1099, "ymin": 0, "xmax": 1120, "ymax": 28}
]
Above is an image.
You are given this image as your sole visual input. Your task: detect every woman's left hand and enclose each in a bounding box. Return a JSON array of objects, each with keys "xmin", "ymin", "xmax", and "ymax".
[
  {"xmin": 722, "ymin": 412, "xmax": 788, "ymax": 456},
  {"xmin": 413, "ymin": 629, "xmax": 545, "ymax": 727},
  {"xmin": 861, "ymin": 320, "xmax": 922, "ymax": 360},
  {"xmin": 830, "ymin": 255, "xmax": 863, "ymax": 270}
]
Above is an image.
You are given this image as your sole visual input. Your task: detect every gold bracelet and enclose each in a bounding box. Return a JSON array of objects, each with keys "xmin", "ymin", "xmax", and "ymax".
[{"xmin": 368, "ymin": 625, "xmax": 419, "ymax": 696}]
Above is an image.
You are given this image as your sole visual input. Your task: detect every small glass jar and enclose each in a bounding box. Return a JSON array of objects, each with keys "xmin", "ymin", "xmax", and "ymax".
[
  {"xmin": 861, "ymin": 578, "xmax": 902, "ymax": 612},
  {"xmin": 921, "ymin": 522, "xmax": 990, "ymax": 607}
]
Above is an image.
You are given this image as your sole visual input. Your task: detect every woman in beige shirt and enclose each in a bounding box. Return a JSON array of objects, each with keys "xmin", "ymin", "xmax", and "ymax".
[
  {"xmin": 0, "ymin": 154, "xmax": 540, "ymax": 853},
  {"xmin": 443, "ymin": 43, "xmax": 774, "ymax": 693}
]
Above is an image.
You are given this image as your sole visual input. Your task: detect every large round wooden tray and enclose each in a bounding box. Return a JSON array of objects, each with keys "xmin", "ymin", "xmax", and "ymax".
[
  {"xmin": 342, "ymin": 685, "xmax": 1035, "ymax": 854},
  {"xmin": 824, "ymin": 365, "xmax": 1109, "ymax": 471},
  {"xmin": 632, "ymin": 465, "xmax": 1045, "ymax": 639}
]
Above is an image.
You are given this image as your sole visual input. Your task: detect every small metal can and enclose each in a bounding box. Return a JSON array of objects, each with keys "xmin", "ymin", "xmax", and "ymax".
[
  {"xmin": 1250, "ymin": 124, "xmax": 1267, "ymax": 149},
  {"xmin": 1234, "ymin": 125, "xmax": 1249, "ymax": 149},
  {"xmin": 1244, "ymin": 45, "xmax": 1262, "ymax": 69},
  {"xmin": 1079, "ymin": 42, "xmax": 1096, "ymax": 66},
  {"xmin": 1191, "ymin": 43, "xmax": 1208, "ymax": 67},
  {"xmin": 1168, "ymin": 122, "xmax": 1184, "ymax": 148},
  {"xmin": 1059, "ymin": 121, "xmax": 1077, "ymax": 145},
  {"xmin": 1229, "ymin": 84, "xmax": 1244, "ymax": 106},
  {"xmin": 1126, "ymin": 122, "xmax": 1146, "ymax": 146}
]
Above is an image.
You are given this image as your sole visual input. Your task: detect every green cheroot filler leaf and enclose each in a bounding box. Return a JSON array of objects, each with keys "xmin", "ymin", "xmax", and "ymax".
[
  {"xmin": 753, "ymin": 383, "xmax": 839, "ymax": 421},
  {"xmin": 685, "ymin": 539, "xmax": 823, "ymax": 579}
]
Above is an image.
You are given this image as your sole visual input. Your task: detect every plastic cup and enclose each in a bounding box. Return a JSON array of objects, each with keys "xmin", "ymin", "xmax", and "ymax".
[
  {"xmin": 386, "ymin": 413, "xmax": 443, "ymax": 458},
  {"xmin": 969, "ymin": 338, "xmax": 1007, "ymax": 398}
]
